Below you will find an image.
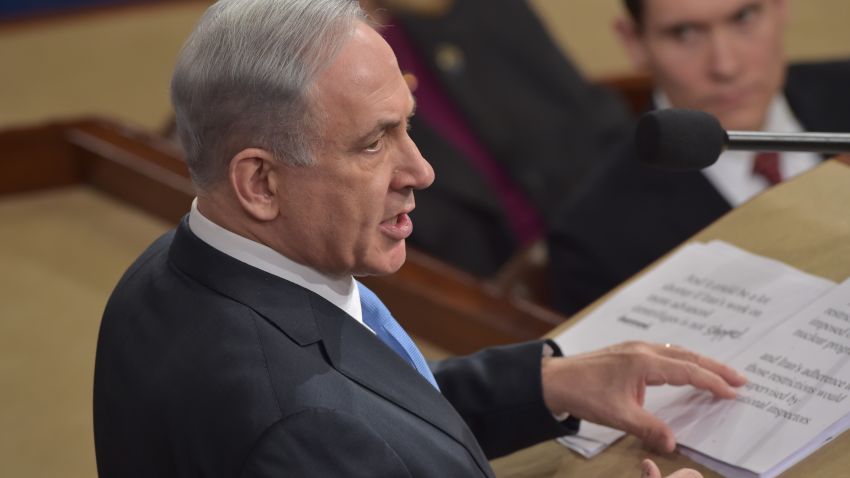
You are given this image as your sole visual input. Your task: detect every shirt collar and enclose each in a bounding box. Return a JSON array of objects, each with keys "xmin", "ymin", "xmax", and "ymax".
[
  {"xmin": 652, "ymin": 90, "xmax": 803, "ymax": 133},
  {"xmin": 187, "ymin": 199, "xmax": 365, "ymax": 327},
  {"xmin": 653, "ymin": 90, "xmax": 817, "ymax": 206}
]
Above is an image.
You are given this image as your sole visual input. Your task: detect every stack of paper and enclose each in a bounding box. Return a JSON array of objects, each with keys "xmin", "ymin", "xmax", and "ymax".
[{"xmin": 555, "ymin": 241, "xmax": 850, "ymax": 477}]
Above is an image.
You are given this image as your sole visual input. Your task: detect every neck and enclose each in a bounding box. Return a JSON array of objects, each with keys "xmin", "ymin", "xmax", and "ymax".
[
  {"xmin": 196, "ymin": 191, "xmax": 265, "ymax": 246},
  {"xmin": 195, "ymin": 193, "xmax": 351, "ymax": 281}
]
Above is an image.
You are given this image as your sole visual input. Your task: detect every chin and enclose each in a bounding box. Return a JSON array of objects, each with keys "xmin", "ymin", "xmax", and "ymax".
[
  {"xmin": 715, "ymin": 109, "xmax": 765, "ymax": 132},
  {"xmin": 727, "ymin": 117, "xmax": 764, "ymax": 132},
  {"xmin": 356, "ymin": 243, "xmax": 407, "ymax": 277}
]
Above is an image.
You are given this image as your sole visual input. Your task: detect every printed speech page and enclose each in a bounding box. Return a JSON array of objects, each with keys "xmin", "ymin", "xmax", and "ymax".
[
  {"xmin": 554, "ymin": 241, "xmax": 835, "ymax": 457},
  {"xmin": 666, "ymin": 278, "xmax": 850, "ymax": 477}
]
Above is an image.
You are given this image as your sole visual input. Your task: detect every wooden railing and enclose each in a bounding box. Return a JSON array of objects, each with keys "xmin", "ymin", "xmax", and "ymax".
[{"xmin": 0, "ymin": 118, "xmax": 568, "ymax": 355}]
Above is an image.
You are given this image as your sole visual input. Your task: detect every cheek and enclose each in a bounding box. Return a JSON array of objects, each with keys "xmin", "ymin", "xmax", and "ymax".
[
  {"xmin": 336, "ymin": 184, "xmax": 387, "ymax": 247},
  {"xmin": 743, "ymin": 18, "xmax": 785, "ymax": 73},
  {"xmin": 653, "ymin": 56, "xmax": 706, "ymax": 100},
  {"xmin": 751, "ymin": 40, "xmax": 784, "ymax": 82},
  {"xmin": 739, "ymin": 37, "xmax": 785, "ymax": 112},
  {"xmin": 288, "ymin": 183, "xmax": 355, "ymax": 245},
  {"xmin": 358, "ymin": 230, "xmax": 407, "ymax": 276},
  {"xmin": 355, "ymin": 189, "xmax": 403, "ymax": 273},
  {"xmin": 646, "ymin": 42, "xmax": 702, "ymax": 91}
]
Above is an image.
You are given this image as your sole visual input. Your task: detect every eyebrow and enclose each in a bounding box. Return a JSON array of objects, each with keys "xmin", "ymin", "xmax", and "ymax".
[
  {"xmin": 354, "ymin": 94, "xmax": 417, "ymax": 146},
  {"xmin": 658, "ymin": 1, "xmax": 763, "ymax": 33},
  {"xmin": 727, "ymin": 1, "xmax": 762, "ymax": 22}
]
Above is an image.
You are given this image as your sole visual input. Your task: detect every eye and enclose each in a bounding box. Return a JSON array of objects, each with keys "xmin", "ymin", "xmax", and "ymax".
[
  {"xmin": 732, "ymin": 4, "xmax": 761, "ymax": 27},
  {"xmin": 667, "ymin": 24, "xmax": 701, "ymax": 44},
  {"xmin": 364, "ymin": 136, "xmax": 384, "ymax": 153}
]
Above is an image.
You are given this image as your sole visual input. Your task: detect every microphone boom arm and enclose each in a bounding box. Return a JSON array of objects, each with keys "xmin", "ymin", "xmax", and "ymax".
[{"xmin": 727, "ymin": 131, "xmax": 850, "ymax": 154}]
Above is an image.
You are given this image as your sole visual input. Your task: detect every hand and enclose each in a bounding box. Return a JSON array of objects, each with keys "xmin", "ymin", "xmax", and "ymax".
[
  {"xmin": 541, "ymin": 341, "xmax": 747, "ymax": 452},
  {"xmin": 640, "ymin": 459, "xmax": 702, "ymax": 478}
]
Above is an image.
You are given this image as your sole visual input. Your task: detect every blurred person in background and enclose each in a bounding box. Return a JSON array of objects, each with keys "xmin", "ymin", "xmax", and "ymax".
[
  {"xmin": 360, "ymin": 0, "xmax": 633, "ymax": 277},
  {"xmin": 549, "ymin": 0, "xmax": 850, "ymax": 316}
]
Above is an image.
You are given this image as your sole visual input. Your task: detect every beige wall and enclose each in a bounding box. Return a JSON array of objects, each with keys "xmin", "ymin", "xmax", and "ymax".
[
  {"xmin": 0, "ymin": 2, "xmax": 209, "ymax": 131},
  {"xmin": 0, "ymin": 0, "xmax": 848, "ymax": 130}
]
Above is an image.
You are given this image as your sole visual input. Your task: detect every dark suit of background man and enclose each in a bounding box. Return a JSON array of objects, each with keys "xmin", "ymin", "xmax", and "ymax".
[
  {"xmin": 549, "ymin": 0, "xmax": 850, "ymax": 316},
  {"xmin": 359, "ymin": 0, "xmax": 633, "ymax": 277},
  {"xmin": 93, "ymin": 1, "xmax": 745, "ymax": 476}
]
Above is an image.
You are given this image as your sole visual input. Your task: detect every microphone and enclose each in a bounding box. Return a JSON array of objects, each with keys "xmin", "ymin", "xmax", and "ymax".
[{"xmin": 636, "ymin": 108, "xmax": 850, "ymax": 171}]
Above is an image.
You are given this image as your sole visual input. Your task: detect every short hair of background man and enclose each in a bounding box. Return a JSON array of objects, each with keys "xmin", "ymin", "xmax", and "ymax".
[
  {"xmin": 171, "ymin": 0, "xmax": 364, "ymax": 189},
  {"xmin": 623, "ymin": 0, "xmax": 643, "ymax": 25}
]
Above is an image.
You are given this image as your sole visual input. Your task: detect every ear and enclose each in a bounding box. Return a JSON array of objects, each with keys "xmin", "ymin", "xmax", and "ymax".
[
  {"xmin": 228, "ymin": 148, "xmax": 281, "ymax": 222},
  {"xmin": 614, "ymin": 16, "xmax": 649, "ymax": 71}
]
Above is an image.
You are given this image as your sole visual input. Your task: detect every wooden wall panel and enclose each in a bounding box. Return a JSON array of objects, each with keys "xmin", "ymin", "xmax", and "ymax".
[
  {"xmin": 0, "ymin": 122, "xmax": 82, "ymax": 194},
  {"xmin": 68, "ymin": 121, "xmax": 194, "ymax": 223}
]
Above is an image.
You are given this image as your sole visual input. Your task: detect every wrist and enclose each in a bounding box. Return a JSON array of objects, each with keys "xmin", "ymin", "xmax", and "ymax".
[{"xmin": 541, "ymin": 355, "xmax": 565, "ymax": 417}]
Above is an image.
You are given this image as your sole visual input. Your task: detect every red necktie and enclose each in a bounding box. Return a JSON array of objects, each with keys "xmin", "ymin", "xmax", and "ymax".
[{"xmin": 752, "ymin": 152, "xmax": 783, "ymax": 185}]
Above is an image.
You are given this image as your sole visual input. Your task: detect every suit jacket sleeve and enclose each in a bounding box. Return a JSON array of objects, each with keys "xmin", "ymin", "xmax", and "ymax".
[{"xmin": 431, "ymin": 340, "xmax": 579, "ymax": 458}]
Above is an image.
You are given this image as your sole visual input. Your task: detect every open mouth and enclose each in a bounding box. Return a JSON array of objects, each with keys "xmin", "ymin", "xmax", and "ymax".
[{"xmin": 379, "ymin": 212, "xmax": 413, "ymax": 240}]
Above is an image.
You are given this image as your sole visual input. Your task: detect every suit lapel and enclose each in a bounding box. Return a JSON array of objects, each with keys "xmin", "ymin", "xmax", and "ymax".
[
  {"xmin": 309, "ymin": 293, "xmax": 493, "ymax": 477},
  {"xmin": 168, "ymin": 218, "xmax": 321, "ymax": 346},
  {"xmin": 169, "ymin": 218, "xmax": 492, "ymax": 476}
]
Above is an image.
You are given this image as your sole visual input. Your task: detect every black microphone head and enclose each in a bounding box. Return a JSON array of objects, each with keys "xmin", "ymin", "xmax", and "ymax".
[{"xmin": 636, "ymin": 109, "xmax": 728, "ymax": 171}]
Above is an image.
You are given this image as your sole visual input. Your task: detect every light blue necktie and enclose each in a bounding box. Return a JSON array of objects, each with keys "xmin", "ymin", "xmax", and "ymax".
[{"xmin": 357, "ymin": 282, "xmax": 440, "ymax": 391}]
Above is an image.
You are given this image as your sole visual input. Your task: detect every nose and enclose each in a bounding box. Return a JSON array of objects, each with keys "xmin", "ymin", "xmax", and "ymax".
[
  {"xmin": 707, "ymin": 30, "xmax": 742, "ymax": 82},
  {"xmin": 392, "ymin": 134, "xmax": 435, "ymax": 191}
]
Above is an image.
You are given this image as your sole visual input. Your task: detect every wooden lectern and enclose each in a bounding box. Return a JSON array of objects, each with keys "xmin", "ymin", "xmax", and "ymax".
[
  {"xmin": 3, "ymin": 118, "xmax": 849, "ymax": 477},
  {"xmin": 492, "ymin": 156, "xmax": 850, "ymax": 477}
]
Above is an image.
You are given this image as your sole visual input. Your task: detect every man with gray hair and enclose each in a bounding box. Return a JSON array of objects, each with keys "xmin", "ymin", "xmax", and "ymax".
[{"xmin": 94, "ymin": 1, "xmax": 743, "ymax": 476}]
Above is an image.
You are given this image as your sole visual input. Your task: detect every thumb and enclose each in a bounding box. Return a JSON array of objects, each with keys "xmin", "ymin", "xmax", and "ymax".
[
  {"xmin": 640, "ymin": 459, "xmax": 662, "ymax": 478},
  {"xmin": 626, "ymin": 407, "xmax": 676, "ymax": 453}
]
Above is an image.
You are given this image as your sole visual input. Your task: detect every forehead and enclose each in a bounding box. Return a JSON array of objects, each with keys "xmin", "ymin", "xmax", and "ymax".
[
  {"xmin": 323, "ymin": 23, "xmax": 397, "ymax": 88},
  {"xmin": 312, "ymin": 22, "xmax": 412, "ymax": 127},
  {"xmin": 643, "ymin": 0, "xmax": 763, "ymax": 26}
]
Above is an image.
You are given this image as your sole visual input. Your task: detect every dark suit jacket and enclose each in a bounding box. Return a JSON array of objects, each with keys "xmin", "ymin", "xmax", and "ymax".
[
  {"xmin": 93, "ymin": 219, "xmax": 574, "ymax": 477},
  {"xmin": 548, "ymin": 60, "xmax": 850, "ymax": 316},
  {"xmin": 393, "ymin": 0, "xmax": 632, "ymax": 277}
]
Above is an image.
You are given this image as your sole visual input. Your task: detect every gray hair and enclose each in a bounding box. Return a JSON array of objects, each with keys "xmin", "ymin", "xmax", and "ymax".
[{"xmin": 171, "ymin": 0, "xmax": 365, "ymax": 189}]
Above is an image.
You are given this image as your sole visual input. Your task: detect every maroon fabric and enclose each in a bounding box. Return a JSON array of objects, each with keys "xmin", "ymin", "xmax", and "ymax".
[
  {"xmin": 752, "ymin": 152, "xmax": 783, "ymax": 185},
  {"xmin": 381, "ymin": 22, "xmax": 543, "ymax": 246}
]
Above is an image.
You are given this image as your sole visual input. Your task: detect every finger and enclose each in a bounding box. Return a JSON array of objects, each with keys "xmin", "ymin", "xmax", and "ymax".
[
  {"xmin": 666, "ymin": 468, "xmax": 703, "ymax": 478},
  {"xmin": 640, "ymin": 458, "xmax": 703, "ymax": 478},
  {"xmin": 622, "ymin": 405, "xmax": 676, "ymax": 453},
  {"xmin": 646, "ymin": 356, "xmax": 738, "ymax": 399},
  {"xmin": 640, "ymin": 459, "xmax": 662, "ymax": 478},
  {"xmin": 655, "ymin": 345, "xmax": 747, "ymax": 387}
]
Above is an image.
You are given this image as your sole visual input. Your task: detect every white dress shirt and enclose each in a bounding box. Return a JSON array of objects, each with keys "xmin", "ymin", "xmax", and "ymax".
[
  {"xmin": 188, "ymin": 199, "xmax": 372, "ymax": 332},
  {"xmin": 189, "ymin": 201, "xmax": 568, "ymax": 416},
  {"xmin": 654, "ymin": 93, "xmax": 820, "ymax": 207}
]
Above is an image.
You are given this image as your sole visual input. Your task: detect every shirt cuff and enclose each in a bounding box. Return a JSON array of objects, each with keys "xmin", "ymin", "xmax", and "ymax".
[{"xmin": 542, "ymin": 340, "xmax": 581, "ymax": 430}]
